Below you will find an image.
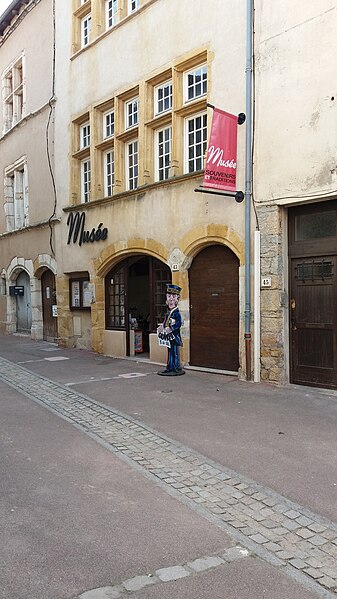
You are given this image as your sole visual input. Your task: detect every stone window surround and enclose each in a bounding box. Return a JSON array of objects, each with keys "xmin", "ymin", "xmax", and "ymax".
[
  {"xmin": 69, "ymin": 48, "xmax": 209, "ymax": 205},
  {"xmin": 3, "ymin": 156, "xmax": 29, "ymax": 232},
  {"xmin": 2, "ymin": 51, "xmax": 26, "ymax": 134},
  {"xmin": 72, "ymin": 0, "xmax": 148, "ymax": 55}
]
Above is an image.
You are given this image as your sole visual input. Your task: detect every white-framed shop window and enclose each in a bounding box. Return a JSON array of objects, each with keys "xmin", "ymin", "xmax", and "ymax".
[
  {"xmin": 126, "ymin": 139, "xmax": 138, "ymax": 190},
  {"xmin": 106, "ymin": 0, "xmax": 117, "ymax": 28},
  {"xmin": 155, "ymin": 126, "xmax": 171, "ymax": 181},
  {"xmin": 80, "ymin": 121, "xmax": 90, "ymax": 148},
  {"xmin": 128, "ymin": 0, "xmax": 140, "ymax": 15},
  {"xmin": 185, "ymin": 112, "xmax": 207, "ymax": 173},
  {"xmin": 4, "ymin": 158, "xmax": 29, "ymax": 231},
  {"xmin": 81, "ymin": 158, "xmax": 91, "ymax": 202},
  {"xmin": 103, "ymin": 109, "xmax": 114, "ymax": 138},
  {"xmin": 184, "ymin": 64, "xmax": 207, "ymax": 103},
  {"xmin": 2, "ymin": 53, "xmax": 25, "ymax": 133},
  {"xmin": 154, "ymin": 80, "xmax": 172, "ymax": 116},
  {"xmin": 81, "ymin": 13, "xmax": 91, "ymax": 47},
  {"xmin": 125, "ymin": 97, "xmax": 139, "ymax": 129},
  {"xmin": 104, "ymin": 149, "xmax": 114, "ymax": 197}
]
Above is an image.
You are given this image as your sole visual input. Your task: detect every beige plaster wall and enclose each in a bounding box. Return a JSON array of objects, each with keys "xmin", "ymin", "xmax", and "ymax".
[{"xmin": 254, "ymin": 1, "xmax": 337, "ymax": 204}]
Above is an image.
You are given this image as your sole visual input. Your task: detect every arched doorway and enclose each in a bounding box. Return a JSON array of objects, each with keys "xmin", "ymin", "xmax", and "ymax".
[
  {"xmin": 41, "ymin": 269, "xmax": 57, "ymax": 341},
  {"xmin": 189, "ymin": 244, "xmax": 239, "ymax": 371},
  {"xmin": 16, "ymin": 271, "xmax": 32, "ymax": 333},
  {"xmin": 105, "ymin": 255, "xmax": 171, "ymax": 356}
]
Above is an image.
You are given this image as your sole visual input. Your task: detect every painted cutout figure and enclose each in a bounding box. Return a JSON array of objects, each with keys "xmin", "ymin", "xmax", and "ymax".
[{"xmin": 157, "ymin": 284, "xmax": 185, "ymax": 376}]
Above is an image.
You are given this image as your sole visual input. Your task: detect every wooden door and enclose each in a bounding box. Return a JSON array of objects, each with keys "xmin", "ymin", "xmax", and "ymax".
[
  {"xmin": 41, "ymin": 270, "xmax": 57, "ymax": 341},
  {"xmin": 290, "ymin": 257, "xmax": 337, "ymax": 388},
  {"xmin": 189, "ymin": 245, "xmax": 239, "ymax": 371}
]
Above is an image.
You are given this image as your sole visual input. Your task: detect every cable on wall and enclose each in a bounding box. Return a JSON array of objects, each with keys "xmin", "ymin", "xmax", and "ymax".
[{"xmin": 46, "ymin": 0, "xmax": 57, "ymax": 256}]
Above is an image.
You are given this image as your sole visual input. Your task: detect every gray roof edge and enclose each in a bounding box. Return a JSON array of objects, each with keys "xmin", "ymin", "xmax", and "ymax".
[{"xmin": 0, "ymin": 1, "xmax": 29, "ymax": 36}]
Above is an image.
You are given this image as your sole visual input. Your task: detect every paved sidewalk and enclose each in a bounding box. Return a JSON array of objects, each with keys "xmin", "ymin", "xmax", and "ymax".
[{"xmin": 0, "ymin": 352, "xmax": 336, "ymax": 598}]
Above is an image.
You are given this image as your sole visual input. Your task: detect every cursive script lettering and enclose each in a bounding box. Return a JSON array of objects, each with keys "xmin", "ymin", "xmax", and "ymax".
[
  {"xmin": 206, "ymin": 145, "xmax": 236, "ymax": 169},
  {"xmin": 67, "ymin": 212, "xmax": 108, "ymax": 246}
]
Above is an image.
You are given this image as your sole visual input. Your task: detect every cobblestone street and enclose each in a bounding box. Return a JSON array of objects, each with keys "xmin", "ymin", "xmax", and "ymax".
[{"xmin": 0, "ymin": 349, "xmax": 336, "ymax": 598}]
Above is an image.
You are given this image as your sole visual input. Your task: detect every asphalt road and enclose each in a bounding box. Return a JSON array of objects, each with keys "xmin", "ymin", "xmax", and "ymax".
[{"xmin": 0, "ymin": 335, "xmax": 336, "ymax": 598}]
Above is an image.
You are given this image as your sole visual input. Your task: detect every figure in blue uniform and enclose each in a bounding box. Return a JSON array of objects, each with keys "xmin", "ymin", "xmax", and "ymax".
[{"xmin": 157, "ymin": 284, "xmax": 185, "ymax": 376}]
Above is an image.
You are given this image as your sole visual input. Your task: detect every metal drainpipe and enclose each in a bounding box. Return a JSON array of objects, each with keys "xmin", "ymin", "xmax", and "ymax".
[{"xmin": 245, "ymin": 0, "xmax": 253, "ymax": 380}]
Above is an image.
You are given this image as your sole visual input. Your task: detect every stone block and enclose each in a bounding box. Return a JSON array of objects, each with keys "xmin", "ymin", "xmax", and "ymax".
[{"xmin": 155, "ymin": 565, "xmax": 190, "ymax": 582}]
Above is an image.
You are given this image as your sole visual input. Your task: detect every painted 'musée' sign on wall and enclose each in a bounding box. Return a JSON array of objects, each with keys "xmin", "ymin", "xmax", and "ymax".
[{"xmin": 67, "ymin": 212, "xmax": 108, "ymax": 246}]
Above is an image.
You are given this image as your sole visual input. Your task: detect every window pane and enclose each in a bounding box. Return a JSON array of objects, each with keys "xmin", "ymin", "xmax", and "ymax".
[
  {"xmin": 104, "ymin": 110, "xmax": 114, "ymax": 138},
  {"xmin": 127, "ymin": 140, "xmax": 138, "ymax": 190},
  {"xmin": 126, "ymin": 98, "xmax": 139, "ymax": 128},
  {"xmin": 105, "ymin": 150, "xmax": 114, "ymax": 197},
  {"xmin": 106, "ymin": 265, "xmax": 126, "ymax": 328},
  {"xmin": 295, "ymin": 211, "xmax": 336, "ymax": 241},
  {"xmin": 155, "ymin": 81, "xmax": 172, "ymax": 115},
  {"xmin": 185, "ymin": 65, "xmax": 207, "ymax": 102},
  {"xmin": 156, "ymin": 126, "xmax": 171, "ymax": 181},
  {"xmin": 186, "ymin": 113, "xmax": 207, "ymax": 173},
  {"xmin": 106, "ymin": 0, "xmax": 117, "ymax": 28}
]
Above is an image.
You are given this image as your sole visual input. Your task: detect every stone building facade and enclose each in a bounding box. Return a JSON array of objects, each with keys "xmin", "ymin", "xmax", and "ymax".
[
  {"xmin": 53, "ymin": 0, "xmax": 248, "ymax": 375},
  {"xmin": 255, "ymin": 0, "xmax": 337, "ymax": 388},
  {"xmin": 0, "ymin": 0, "xmax": 59, "ymax": 342},
  {"xmin": 2, "ymin": 0, "xmax": 337, "ymax": 389}
]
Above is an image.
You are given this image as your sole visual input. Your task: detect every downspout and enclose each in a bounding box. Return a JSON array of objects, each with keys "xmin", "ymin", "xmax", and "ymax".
[{"xmin": 245, "ymin": 0, "xmax": 253, "ymax": 380}]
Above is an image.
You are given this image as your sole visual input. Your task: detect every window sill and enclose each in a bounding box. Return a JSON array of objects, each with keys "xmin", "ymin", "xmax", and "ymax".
[{"xmin": 64, "ymin": 171, "xmax": 204, "ymax": 212}]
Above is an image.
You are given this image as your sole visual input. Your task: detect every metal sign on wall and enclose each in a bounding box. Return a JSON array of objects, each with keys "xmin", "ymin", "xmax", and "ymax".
[{"xmin": 203, "ymin": 108, "xmax": 238, "ymax": 193}]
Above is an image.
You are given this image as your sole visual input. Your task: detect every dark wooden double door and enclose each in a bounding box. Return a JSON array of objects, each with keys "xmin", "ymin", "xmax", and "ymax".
[
  {"xmin": 189, "ymin": 245, "xmax": 239, "ymax": 371},
  {"xmin": 290, "ymin": 256, "xmax": 337, "ymax": 388}
]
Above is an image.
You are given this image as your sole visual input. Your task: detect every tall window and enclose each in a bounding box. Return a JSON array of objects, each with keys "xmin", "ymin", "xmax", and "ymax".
[
  {"xmin": 104, "ymin": 150, "xmax": 114, "ymax": 196},
  {"xmin": 185, "ymin": 113, "xmax": 207, "ymax": 173},
  {"xmin": 4, "ymin": 160, "xmax": 29, "ymax": 231},
  {"xmin": 103, "ymin": 110, "xmax": 114, "ymax": 138},
  {"xmin": 154, "ymin": 81, "xmax": 172, "ymax": 115},
  {"xmin": 128, "ymin": 0, "xmax": 140, "ymax": 14},
  {"xmin": 81, "ymin": 14, "xmax": 91, "ymax": 47},
  {"xmin": 125, "ymin": 98, "xmax": 139, "ymax": 129},
  {"xmin": 156, "ymin": 127, "xmax": 171, "ymax": 181},
  {"xmin": 106, "ymin": 0, "xmax": 117, "ymax": 28},
  {"xmin": 185, "ymin": 65, "xmax": 207, "ymax": 102},
  {"xmin": 2, "ymin": 54, "xmax": 24, "ymax": 133},
  {"xmin": 80, "ymin": 121, "xmax": 90, "ymax": 148},
  {"xmin": 126, "ymin": 140, "xmax": 138, "ymax": 190},
  {"xmin": 81, "ymin": 158, "xmax": 91, "ymax": 202}
]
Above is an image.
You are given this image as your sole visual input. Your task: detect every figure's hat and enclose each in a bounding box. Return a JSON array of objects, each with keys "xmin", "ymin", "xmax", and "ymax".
[{"xmin": 166, "ymin": 284, "xmax": 182, "ymax": 295}]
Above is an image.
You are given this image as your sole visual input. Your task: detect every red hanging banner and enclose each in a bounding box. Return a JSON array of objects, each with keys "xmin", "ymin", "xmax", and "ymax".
[{"xmin": 203, "ymin": 108, "xmax": 238, "ymax": 192}]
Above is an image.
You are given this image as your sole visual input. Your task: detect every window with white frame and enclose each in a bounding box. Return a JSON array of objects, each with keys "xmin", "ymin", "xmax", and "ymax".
[
  {"xmin": 106, "ymin": 0, "xmax": 117, "ymax": 28},
  {"xmin": 184, "ymin": 65, "xmax": 207, "ymax": 103},
  {"xmin": 185, "ymin": 113, "xmax": 207, "ymax": 173},
  {"xmin": 81, "ymin": 158, "xmax": 91, "ymax": 202},
  {"xmin": 80, "ymin": 121, "xmax": 90, "ymax": 148},
  {"xmin": 125, "ymin": 98, "xmax": 139, "ymax": 129},
  {"xmin": 103, "ymin": 109, "xmax": 114, "ymax": 138},
  {"xmin": 154, "ymin": 81, "xmax": 172, "ymax": 116},
  {"xmin": 2, "ymin": 54, "xmax": 25, "ymax": 133},
  {"xmin": 4, "ymin": 160, "xmax": 29, "ymax": 231},
  {"xmin": 155, "ymin": 126, "xmax": 171, "ymax": 181},
  {"xmin": 126, "ymin": 140, "xmax": 138, "ymax": 190},
  {"xmin": 81, "ymin": 13, "xmax": 91, "ymax": 47},
  {"xmin": 104, "ymin": 149, "xmax": 114, "ymax": 196},
  {"xmin": 128, "ymin": 0, "xmax": 140, "ymax": 14}
]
